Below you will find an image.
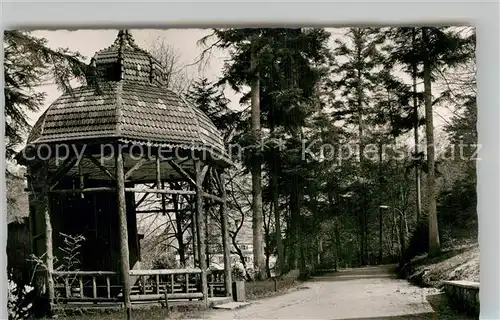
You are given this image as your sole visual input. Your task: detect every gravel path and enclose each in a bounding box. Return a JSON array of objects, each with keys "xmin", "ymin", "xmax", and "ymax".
[{"xmin": 191, "ymin": 265, "xmax": 473, "ymax": 320}]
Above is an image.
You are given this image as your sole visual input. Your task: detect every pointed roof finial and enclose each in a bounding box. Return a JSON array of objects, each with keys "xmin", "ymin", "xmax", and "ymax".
[{"xmin": 113, "ymin": 29, "xmax": 139, "ymax": 50}]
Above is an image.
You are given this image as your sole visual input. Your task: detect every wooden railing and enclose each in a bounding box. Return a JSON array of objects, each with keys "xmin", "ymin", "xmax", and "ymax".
[
  {"xmin": 129, "ymin": 268, "xmax": 203, "ymax": 301},
  {"xmin": 51, "ymin": 268, "xmax": 205, "ymax": 304},
  {"xmin": 52, "ymin": 271, "xmax": 119, "ymax": 303},
  {"xmin": 207, "ymin": 269, "xmax": 226, "ymax": 297}
]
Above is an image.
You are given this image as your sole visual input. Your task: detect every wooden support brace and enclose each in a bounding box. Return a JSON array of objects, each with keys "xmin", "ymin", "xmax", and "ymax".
[
  {"xmin": 87, "ymin": 154, "xmax": 116, "ymax": 180},
  {"xmin": 167, "ymin": 160, "xmax": 196, "ymax": 187},
  {"xmin": 49, "ymin": 157, "xmax": 78, "ymax": 190},
  {"xmin": 125, "ymin": 158, "xmax": 147, "ymax": 180}
]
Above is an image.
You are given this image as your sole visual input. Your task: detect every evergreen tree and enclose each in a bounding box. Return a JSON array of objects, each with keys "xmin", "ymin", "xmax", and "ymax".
[
  {"xmin": 200, "ymin": 28, "xmax": 331, "ymax": 274},
  {"xmin": 4, "ymin": 30, "xmax": 95, "ymax": 160},
  {"xmin": 328, "ymin": 27, "xmax": 386, "ymax": 265},
  {"xmin": 185, "ymin": 77, "xmax": 238, "ymax": 141}
]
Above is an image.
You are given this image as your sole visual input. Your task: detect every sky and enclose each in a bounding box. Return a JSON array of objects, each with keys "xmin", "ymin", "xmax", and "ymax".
[
  {"xmin": 30, "ymin": 28, "xmax": 241, "ymax": 124},
  {"xmin": 28, "ymin": 28, "xmax": 458, "ymax": 145}
]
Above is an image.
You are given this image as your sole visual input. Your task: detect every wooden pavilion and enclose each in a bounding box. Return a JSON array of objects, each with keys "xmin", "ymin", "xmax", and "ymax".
[{"xmin": 17, "ymin": 30, "xmax": 233, "ymax": 317}]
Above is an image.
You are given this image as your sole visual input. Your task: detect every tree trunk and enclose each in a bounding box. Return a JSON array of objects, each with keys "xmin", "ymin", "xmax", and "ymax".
[
  {"xmin": 334, "ymin": 220, "xmax": 341, "ymax": 271},
  {"xmin": 270, "ymin": 125, "xmax": 284, "ymax": 276},
  {"xmin": 422, "ymin": 27, "xmax": 441, "ymax": 257},
  {"xmin": 378, "ymin": 143, "xmax": 383, "ymax": 263},
  {"xmin": 288, "ymin": 187, "xmax": 299, "ymax": 270},
  {"xmin": 250, "ymin": 45, "xmax": 266, "ymax": 279},
  {"xmin": 219, "ymin": 173, "xmax": 233, "ymax": 297},
  {"xmin": 194, "ymin": 161, "xmax": 208, "ymax": 305},
  {"xmin": 412, "ymin": 27, "xmax": 423, "ymax": 223},
  {"xmin": 263, "ymin": 204, "xmax": 272, "ymax": 278},
  {"xmin": 399, "ymin": 209, "xmax": 406, "ymax": 265},
  {"xmin": 355, "ymin": 31, "xmax": 367, "ymax": 267},
  {"xmin": 173, "ymin": 193, "xmax": 186, "ymax": 267}
]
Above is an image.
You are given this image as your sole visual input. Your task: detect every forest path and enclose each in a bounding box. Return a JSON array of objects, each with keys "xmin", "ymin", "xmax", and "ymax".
[{"xmin": 192, "ymin": 264, "xmax": 471, "ymax": 319}]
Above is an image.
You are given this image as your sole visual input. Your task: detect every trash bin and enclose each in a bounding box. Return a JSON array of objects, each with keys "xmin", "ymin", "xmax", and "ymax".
[{"xmin": 232, "ymin": 281, "xmax": 246, "ymax": 302}]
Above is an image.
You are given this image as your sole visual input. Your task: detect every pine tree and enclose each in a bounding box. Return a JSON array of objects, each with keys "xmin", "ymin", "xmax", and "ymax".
[
  {"xmin": 421, "ymin": 27, "xmax": 472, "ymax": 256},
  {"xmin": 200, "ymin": 28, "xmax": 331, "ymax": 274},
  {"xmin": 4, "ymin": 35, "xmax": 98, "ymax": 290},
  {"xmin": 4, "ymin": 30, "xmax": 94, "ymax": 159},
  {"xmin": 383, "ymin": 26, "xmax": 472, "ymax": 256},
  {"xmin": 328, "ymin": 27, "xmax": 385, "ymax": 265},
  {"xmin": 185, "ymin": 77, "xmax": 237, "ymax": 140}
]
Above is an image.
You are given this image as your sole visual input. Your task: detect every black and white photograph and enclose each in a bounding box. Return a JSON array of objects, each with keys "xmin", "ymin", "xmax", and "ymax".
[{"xmin": 5, "ymin": 25, "xmax": 478, "ymax": 320}]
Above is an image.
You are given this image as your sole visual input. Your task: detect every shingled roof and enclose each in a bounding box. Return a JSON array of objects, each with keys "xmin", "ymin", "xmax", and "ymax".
[{"xmin": 26, "ymin": 30, "xmax": 230, "ymax": 166}]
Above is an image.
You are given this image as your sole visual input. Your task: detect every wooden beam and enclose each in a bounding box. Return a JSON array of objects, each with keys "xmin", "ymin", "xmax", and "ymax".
[
  {"xmin": 53, "ymin": 271, "xmax": 116, "ymax": 276},
  {"xmin": 125, "ymin": 188, "xmax": 196, "ymax": 195},
  {"xmin": 47, "ymin": 187, "xmax": 115, "ymax": 194},
  {"xmin": 49, "ymin": 157, "xmax": 78, "ymax": 190},
  {"xmin": 124, "ymin": 158, "xmax": 147, "ymax": 180},
  {"xmin": 219, "ymin": 172, "xmax": 232, "ymax": 297},
  {"xmin": 116, "ymin": 148, "xmax": 132, "ymax": 320},
  {"xmin": 167, "ymin": 160, "xmax": 196, "ymax": 187},
  {"xmin": 195, "ymin": 160, "xmax": 208, "ymax": 306},
  {"xmin": 87, "ymin": 154, "xmax": 116, "ymax": 180},
  {"xmin": 129, "ymin": 268, "xmax": 202, "ymax": 276}
]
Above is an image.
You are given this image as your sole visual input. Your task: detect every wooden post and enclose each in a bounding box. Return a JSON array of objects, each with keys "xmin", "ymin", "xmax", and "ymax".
[
  {"xmin": 164, "ymin": 291, "xmax": 170, "ymax": 318},
  {"xmin": 79, "ymin": 277, "xmax": 83, "ymax": 298},
  {"xmin": 106, "ymin": 276, "xmax": 111, "ymax": 299},
  {"xmin": 192, "ymin": 207, "xmax": 199, "ymax": 267},
  {"xmin": 116, "ymin": 147, "xmax": 132, "ymax": 319},
  {"xmin": 161, "ymin": 181, "xmax": 166, "ymax": 216},
  {"xmin": 34, "ymin": 165, "xmax": 56, "ymax": 313},
  {"xmin": 219, "ymin": 172, "xmax": 233, "ymax": 297},
  {"xmin": 156, "ymin": 152, "xmax": 162, "ymax": 199},
  {"xmin": 92, "ymin": 277, "xmax": 97, "ymax": 298},
  {"xmin": 205, "ymin": 202, "xmax": 210, "ymax": 268},
  {"xmin": 195, "ymin": 161, "xmax": 208, "ymax": 305}
]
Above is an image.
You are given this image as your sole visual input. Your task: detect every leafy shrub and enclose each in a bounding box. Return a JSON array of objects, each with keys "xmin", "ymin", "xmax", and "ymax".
[
  {"xmin": 231, "ymin": 263, "xmax": 246, "ymax": 281},
  {"xmin": 8, "ymin": 275, "xmax": 34, "ymax": 320},
  {"xmin": 151, "ymin": 252, "xmax": 177, "ymax": 269},
  {"xmin": 404, "ymin": 218, "xmax": 429, "ymax": 260}
]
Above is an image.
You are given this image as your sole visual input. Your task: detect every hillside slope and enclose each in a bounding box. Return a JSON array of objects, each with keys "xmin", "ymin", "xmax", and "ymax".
[{"xmin": 402, "ymin": 244, "xmax": 479, "ymax": 287}]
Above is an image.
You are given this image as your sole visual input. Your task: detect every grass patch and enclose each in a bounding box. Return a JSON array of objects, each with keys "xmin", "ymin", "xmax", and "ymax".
[
  {"xmin": 43, "ymin": 307, "xmax": 204, "ymax": 320},
  {"xmin": 245, "ymin": 269, "xmax": 301, "ymax": 300}
]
